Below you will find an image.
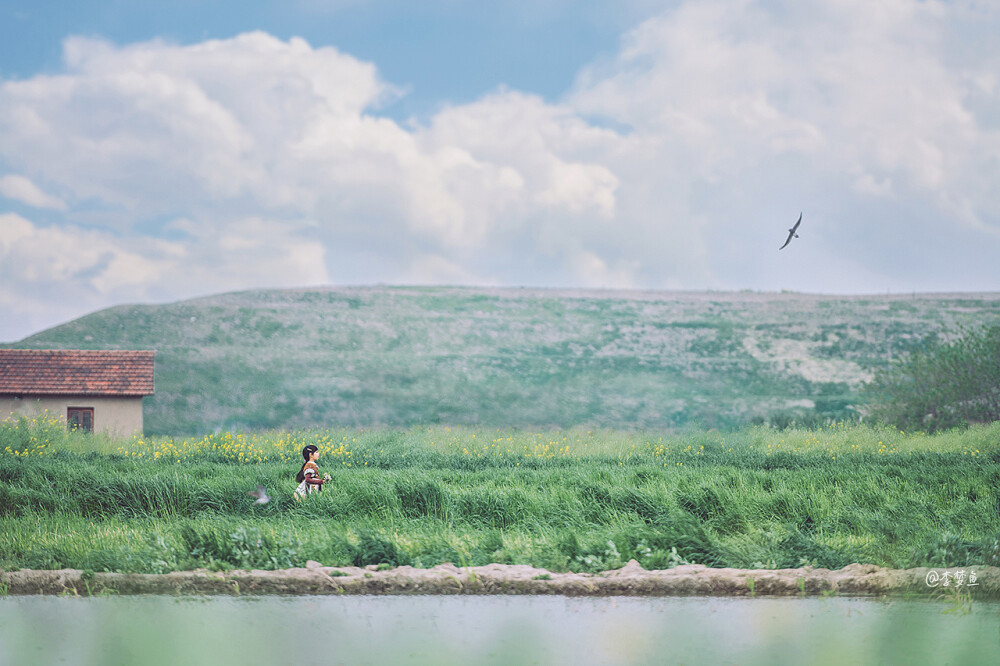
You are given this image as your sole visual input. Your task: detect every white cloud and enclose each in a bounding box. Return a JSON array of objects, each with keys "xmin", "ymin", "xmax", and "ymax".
[
  {"xmin": 0, "ymin": 212, "xmax": 328, "ymax": 341},
  {"xmin": 0, "ymin": 32, "xmax": 399, "ymax": 217},
  {"xmin": 395, "ymin": 253, "xmax": 488, "ymax": 286},
  {"xmin": 571, "ymin": 0, "xmax": 1000, "ymax": 226},
  {"xmin": 567, "ymin": 248, "xmax": 639, "ymax": 289},
  {"xmin": 0, "ymin": 175, "xmax": 68, "ymax": 210}
]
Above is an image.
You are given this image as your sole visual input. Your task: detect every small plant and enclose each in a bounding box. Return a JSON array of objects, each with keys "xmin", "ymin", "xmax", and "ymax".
[
  {"xmin": 532, "ymin": 574, "xmax": 552, "ymax": 580},
  {"xmin": 634, "ymin": 540, "xmax": 653, "ymax": 562},
  {"xmin": 575, "ymin": 540, "xmax": 622, "ymax": 572},
  {"xmin": 746, "ymin": 576, "xmax": 756, "ymax": 598},
  {"xmin": 80, "ymin": 569, "xmax": 96, "ymax": 596},
  {"xmin": 751, "ymin": 559, "xmax": 778, "ymax": 570},
  {"xmin": 981, "ymin": 535, "xmax": 1000, "ymax": 568},
  {"xmin": 666, "ymin": 546, "xmax": 691, "ymax": 568},
  {"xmin": 922, "ymin": 533, "xmax": 973, "ymax": 568},
  {"xmin": 938, "ymin": 585, "xmax": 974, "ymax": 616}
]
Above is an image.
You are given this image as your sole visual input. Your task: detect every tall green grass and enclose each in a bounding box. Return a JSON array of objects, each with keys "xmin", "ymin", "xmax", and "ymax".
[{"xmin": 2, "ymin": 420, "xmax": 998, "ymax": 574}]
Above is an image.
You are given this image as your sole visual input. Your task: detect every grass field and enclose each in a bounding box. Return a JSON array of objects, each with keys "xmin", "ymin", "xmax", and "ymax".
[{"xmin": 2, "ymin": 416, "xmax": 999, "ymax": 575}]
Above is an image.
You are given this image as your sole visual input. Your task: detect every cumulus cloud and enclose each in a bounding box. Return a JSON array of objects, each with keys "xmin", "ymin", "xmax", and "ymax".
[
  {"xmin": 571, "ymin": 0, "xmax": 1000, "ymax": 226},
  {"xmin": 0, "ymin": 32, "xmax": 396, "ymax": 216}
]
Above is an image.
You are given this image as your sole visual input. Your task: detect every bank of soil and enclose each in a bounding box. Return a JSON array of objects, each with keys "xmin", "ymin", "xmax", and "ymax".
[{"xmin": 3, "ymin": 562, "xmax": 998, "ymax": 598}]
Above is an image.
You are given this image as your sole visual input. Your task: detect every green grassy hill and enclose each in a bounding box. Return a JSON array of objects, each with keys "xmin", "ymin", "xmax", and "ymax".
[{"xmin": 9, "ymin": 287, "xmax": 1000, "ymax": 435}]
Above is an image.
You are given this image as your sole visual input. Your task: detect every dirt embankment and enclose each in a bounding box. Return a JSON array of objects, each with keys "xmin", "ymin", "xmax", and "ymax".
[{"xmin": 4, "ymin": 561, "xmax": 999, "ymax": 598}]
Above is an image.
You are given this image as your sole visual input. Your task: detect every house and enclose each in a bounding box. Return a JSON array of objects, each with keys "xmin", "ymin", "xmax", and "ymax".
[{"xmin": 0, "ymin": 349, "xmax": 155, "ymax": 436}]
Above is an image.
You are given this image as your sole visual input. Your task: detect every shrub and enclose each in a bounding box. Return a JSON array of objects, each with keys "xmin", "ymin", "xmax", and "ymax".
[{"xmin": 863, "ymin": 325, "xmax": 1000, "ymax": 432}]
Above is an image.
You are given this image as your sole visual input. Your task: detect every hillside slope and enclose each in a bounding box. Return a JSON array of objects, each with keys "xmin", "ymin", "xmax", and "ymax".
[{"xmin": 10, "ymin": 287, "xmax": 1000, "ymax": 435}]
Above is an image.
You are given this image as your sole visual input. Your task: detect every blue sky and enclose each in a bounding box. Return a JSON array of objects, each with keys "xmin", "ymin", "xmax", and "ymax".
[
  {"xmin": 2, "ymin": 0, "xmax": 999, "ymax": 342},
  {"xmin": 1, "ymin": 1, "xmax": 636, "ymax": 118}
]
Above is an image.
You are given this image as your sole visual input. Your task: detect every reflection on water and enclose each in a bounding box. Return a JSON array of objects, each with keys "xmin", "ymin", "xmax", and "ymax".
[{"xmin": 1, "ymin": 595, "xmax": 998, "ymax": 666}]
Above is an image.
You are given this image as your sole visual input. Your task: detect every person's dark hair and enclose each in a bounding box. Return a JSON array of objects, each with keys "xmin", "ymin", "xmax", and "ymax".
[{"xmin": 296, "ymin": 445, "xmax": 319, "ymax": 483}]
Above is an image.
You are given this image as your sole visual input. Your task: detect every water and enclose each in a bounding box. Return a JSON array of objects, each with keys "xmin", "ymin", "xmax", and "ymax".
[{"xmin": 1, "ymin": 595, "xmax": 997, "ymax": 665}]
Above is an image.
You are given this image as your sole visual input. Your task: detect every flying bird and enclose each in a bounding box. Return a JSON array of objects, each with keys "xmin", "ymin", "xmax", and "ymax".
[
  {"xmin": 779, "ymin": 213, "xmax": 802, "ymax": 250},
  {"xmin": 247, "ymin": 485, "xmax": 270, "ymax": 504}
]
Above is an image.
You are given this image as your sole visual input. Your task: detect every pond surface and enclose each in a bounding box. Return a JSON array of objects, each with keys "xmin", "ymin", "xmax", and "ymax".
[{"xmin": 1, "ymin": 595, "xmax": 997, "ymax": 665}]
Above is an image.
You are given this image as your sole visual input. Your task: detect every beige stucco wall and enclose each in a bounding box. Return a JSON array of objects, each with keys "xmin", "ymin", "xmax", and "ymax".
[{"xmin": 1, "ymin": 396, "xmax": 146, "ymax": 437}]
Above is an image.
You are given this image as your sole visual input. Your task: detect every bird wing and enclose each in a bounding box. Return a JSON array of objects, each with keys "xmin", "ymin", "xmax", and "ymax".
[
  {"xmin": 779, "ymin": 213, "xmax": 802, "ymax": 249},
  {"xmin": 779, "ymin": 230, "xmax": 794, "ymax": 250}
]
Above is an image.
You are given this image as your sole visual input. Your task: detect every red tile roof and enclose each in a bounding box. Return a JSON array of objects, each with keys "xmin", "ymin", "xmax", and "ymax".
[{"xmin": 0, "ymin": 350, "xmax": 155, "ymax": 397}]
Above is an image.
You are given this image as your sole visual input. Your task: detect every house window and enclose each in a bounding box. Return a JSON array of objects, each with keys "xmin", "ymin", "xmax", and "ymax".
[{"xmin": 67, "ymin": 407, "xmax": 94, "ymax": 432}]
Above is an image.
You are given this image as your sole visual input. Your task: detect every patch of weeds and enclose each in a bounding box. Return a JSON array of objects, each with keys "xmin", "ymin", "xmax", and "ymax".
[
  {"xmin": 575, "ymin": 540, "xmax": 622, "ymax": 572},
  {"xmin": 938, "ymin": 585, "xmax": 974, "ymax": 616},
  {"xmin": 114, "ymin": 533, "xmax": 180, "ymax": 574},
  {"xmin": 459, "ymin": 489, "xmax": 525, "ymax": 529},
  {"xmin": 395, "ymin": 479, "xmax": 449, "ymax": 519},
  {"xmin": 144, "ymin": 533, "xmax": 180, "ymax": 574},
  {"xmin": 665, "ymin": 546, "xmax": 691, "ymax": 568},
  {"xmin": 752, "ymin": 559, "xmax": 778, "ymax": 570},
  {"xmin": 558, "ymin": 532, "xmax": 582, "ymax": 560},
  {"xmin": 80, "ymin": 569, "xmax": 96, "ymax": 596},
  {"xmin": 329, "ymin": 570, "xmax": 348, "ymax": 577},
  {"xmin": 921, "ymin": 533, "xmax": 975, "ymax": 567},
  {"xmin": 179, "ymin": 524, "xmax": 301, "ymax": 570},
  {"xmin": 532, "ymin": 574, "xmax": 552, "ymax": 580},
  {"xmin": 22, "ymin": 547, "xmax": 67, "ymax": 570},
  {"xmin": 972, "ymin": 534, "xmax": 1000, "ymax": 568},
  {"xmin": 350, "ymin": 530, "xmax": 409, "ymax": 568},
  {"xmin": 778, "ymin": 529, "xmax": 850, "ymax": 569},
  {"xmin": 180, "ymin": 524, "xmax": 236, "ymax": 570},
  {"xmin": 633, "ymin": 540, "xmax": 653, "ymax": 563},
  {"xmin": 480, "ymin": 529, "xmax": 504, "ymax": 555},
  {"xmin": 229, "ymin": 527, "xmax": 300, "ymax": 569},
  {"xmin": 644, "ymin": 514, "xmax": 724, "ymax": 567}
]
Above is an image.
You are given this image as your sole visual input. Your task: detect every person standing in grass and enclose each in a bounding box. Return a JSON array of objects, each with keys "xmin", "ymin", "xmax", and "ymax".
[{"xmin": 294, "ymin": 444, "xmax": 326, "ymax": 500}]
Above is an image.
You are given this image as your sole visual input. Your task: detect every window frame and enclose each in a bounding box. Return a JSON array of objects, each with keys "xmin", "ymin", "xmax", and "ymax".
[{"xmin": 67, "ymin": 406, "xmax": 95, "ymax": 433}]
